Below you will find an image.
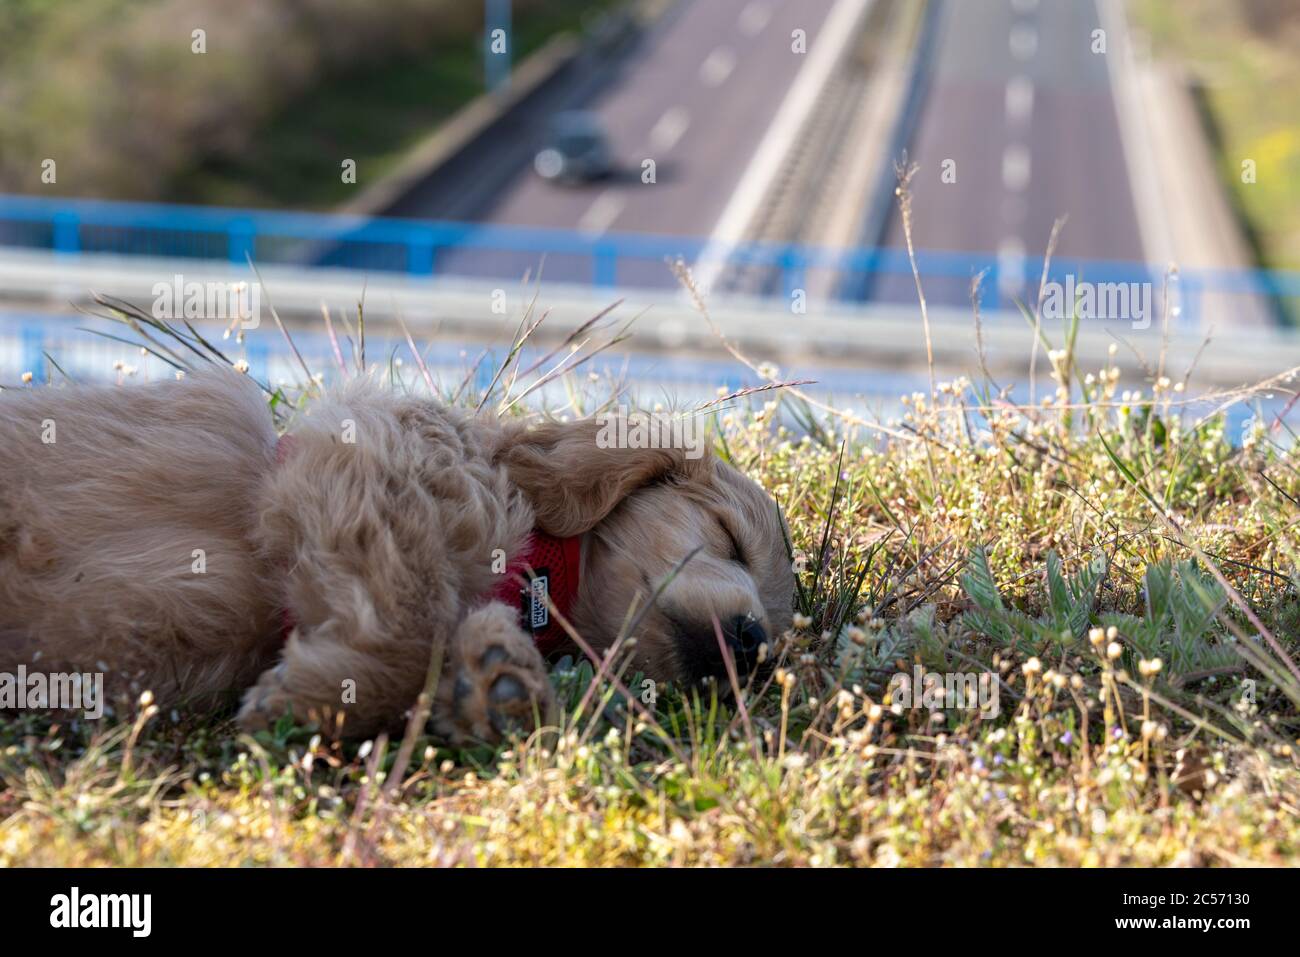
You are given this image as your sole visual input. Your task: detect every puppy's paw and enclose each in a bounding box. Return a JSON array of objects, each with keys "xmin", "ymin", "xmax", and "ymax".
[
  {"xmin": 434, "ymin": 603, "xmax": 555, "ymax": 746},
  {"xmin": 236, "ymin": 662, "xmax": 293, "ymax": 732}
]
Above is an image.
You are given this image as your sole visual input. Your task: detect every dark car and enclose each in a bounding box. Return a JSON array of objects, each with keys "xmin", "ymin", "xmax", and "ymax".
[{"xmin": 533, "ymin": 111, "xmax": 614, "ymax": 184}]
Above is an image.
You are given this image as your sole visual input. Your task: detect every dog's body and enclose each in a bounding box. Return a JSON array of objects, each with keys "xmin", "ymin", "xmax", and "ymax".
[{"xmin": 1, "ymin": 370, "xmax": 793, "ymax": 741}]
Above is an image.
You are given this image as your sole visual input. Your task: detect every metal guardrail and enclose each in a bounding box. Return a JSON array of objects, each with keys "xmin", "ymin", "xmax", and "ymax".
[
  {"xmin": 2, "ymin": 193, "xmax": 1298, "ymax": 322},
  {"xmin": 0, "ymin": 306, "xmax": 931, "ymax": 401}
]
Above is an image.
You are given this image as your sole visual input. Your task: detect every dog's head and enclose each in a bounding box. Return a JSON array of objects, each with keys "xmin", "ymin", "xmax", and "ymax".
[{"xmin": 498, "ymin": 416, "xmax": 794, "ymax": 685}]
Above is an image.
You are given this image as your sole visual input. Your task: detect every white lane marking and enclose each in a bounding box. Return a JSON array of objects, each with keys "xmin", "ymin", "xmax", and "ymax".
[
  {"xmin": 694, "ymin": 0, "xmax": 876, "ymax": 294},
  {"xmin": 739, "ymin": 1, "xmax": 773, "ymax": 37},
  {"xmin": 700, "ymin": 45, "xmax": 737, "ymax": 86},
  {"xmin": 1005, "ymin": 74, "xmax": 1035, "ymax": 126},
  {"xmin": 1009, "ymin": 22, "xmax": 1038, "ymax": 60},
  {"xmin": 998, "ymin": 236, "xmax": 1027, "ymax": 294},
  {"xmin": 1010, "ymin": 0, "xmax": 1039, "ymax": 13},
  {"xmin": 1002, "ymin": 144, "xmax": 1032, "ymax": 191},
  {"xmin": 648, "ymin": 106, "xmax": 690, "ymax": 152},
  {"xmin": 578, "ymin": 190, "xmax": 625, "ymax": 237}
]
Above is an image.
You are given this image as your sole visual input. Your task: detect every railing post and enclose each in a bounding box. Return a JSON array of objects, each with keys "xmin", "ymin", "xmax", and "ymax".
[
  {"xmin": 247, "ymin": 337, "xmax": 270, "ymax": 385},
  {"xmin": 52, "ymin": 212, "xmax": 80, "ymax": 254},
  {"xmin": 593, "ymin": 242, "xmax": 617, "ymax": 288},
  {"xmin": 407, "ymin": 229, "xmax": 436, "ymax": 275},
  {"xmin": 780, "ymin": 246, "xmax": 805, "ymax": 301},
  {"xmin": 22, "ymin": 323, "xmax": 46, "ymax": 382},
  {"xmin": 227, "ymin": 218, "xmax": 254, "ymax": 265}
]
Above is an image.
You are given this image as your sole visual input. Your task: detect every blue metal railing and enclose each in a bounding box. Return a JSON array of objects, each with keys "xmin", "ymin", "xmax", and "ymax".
[{"xmin": 2, "ymin": 193, "xmax": 1298, "ymax": 322}]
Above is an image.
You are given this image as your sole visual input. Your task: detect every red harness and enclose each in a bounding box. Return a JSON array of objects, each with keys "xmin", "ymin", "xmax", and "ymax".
[
  {"xmin": 273, "ymin": 434, "xmax": 579, "ymax": 655},
  {"xmin": 488, "ymin": 531, "xmax": 581, "ymax": 656}
]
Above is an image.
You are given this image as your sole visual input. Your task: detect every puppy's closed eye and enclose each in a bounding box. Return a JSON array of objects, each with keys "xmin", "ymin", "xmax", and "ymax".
[{"xmin": 718, "ymin": 518, "xmax": 746, "ymax": 566}]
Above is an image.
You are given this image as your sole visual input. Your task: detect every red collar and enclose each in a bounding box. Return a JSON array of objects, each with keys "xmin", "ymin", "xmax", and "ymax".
[
  {"xmin": 488, "ymin": 532, "xmax": 581, "ymax": 656},
  {"xmin": 274, "ymin": 434, "xmax": 579, "ymax": 654}
]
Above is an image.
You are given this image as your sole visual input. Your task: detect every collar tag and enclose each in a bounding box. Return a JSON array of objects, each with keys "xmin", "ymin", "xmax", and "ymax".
[{"xmin": 527, "ymin": 572, "xmax": 550, "ymax": 630}]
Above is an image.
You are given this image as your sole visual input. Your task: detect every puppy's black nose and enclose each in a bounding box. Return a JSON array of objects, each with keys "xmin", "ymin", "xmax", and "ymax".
[
  {"xmin": 673, "ymin": 615, "xmax": 771, "ymax": 684},
  {"xmin": 726, "ymin": 615, "xmax": 768, "ymax": 666}
]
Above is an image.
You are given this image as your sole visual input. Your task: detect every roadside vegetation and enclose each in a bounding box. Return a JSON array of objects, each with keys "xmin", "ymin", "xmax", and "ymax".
[
  {"xmin": 3, "ymin": 225, "xmax": 1299, "ymax": 865},
  {"xmin": 1132, "ymin": 0, "xmax": 1300, "ymax": 276},
  {"xmin": 0, "ymin": 0, "xmax": 618, "ymax": 209}
]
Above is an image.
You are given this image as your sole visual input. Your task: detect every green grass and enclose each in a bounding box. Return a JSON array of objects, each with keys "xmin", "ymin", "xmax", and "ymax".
[
  {"xmin": 2, "ymin": 270, "xmax": 1299, "ymax": 866},
  {"xmin": 0, "ymin": 0, "xmax": 618, "ymax": 208},
  {"xmin": 171, "ymin": 0, "xmax": 619, "ymax": 209}
]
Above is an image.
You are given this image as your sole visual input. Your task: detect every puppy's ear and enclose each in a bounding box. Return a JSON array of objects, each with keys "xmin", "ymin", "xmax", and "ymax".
[{"xmin": 496, "ymin": 418, "xmax": 704, "ymax": 536}]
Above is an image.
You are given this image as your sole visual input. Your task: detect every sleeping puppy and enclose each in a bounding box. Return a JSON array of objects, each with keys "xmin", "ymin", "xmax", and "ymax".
[{"xmin": 0, "ymin": 368, "xmax": 793, "ymax": 742}]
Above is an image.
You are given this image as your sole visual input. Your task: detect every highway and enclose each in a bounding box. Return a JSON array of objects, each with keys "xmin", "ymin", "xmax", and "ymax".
[
  {"xmin": 377, "ymin": 0, "xmax": 1163, "ymax": 311},
  {"xmin": 382, "ymin": 0, "xmax": 841, "ymax": 287},
  {"xmin": 867, "ymin": 0, "xmax": 1150, "ymax": 307}
]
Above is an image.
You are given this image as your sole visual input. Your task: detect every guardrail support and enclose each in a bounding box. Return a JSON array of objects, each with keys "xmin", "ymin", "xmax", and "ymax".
[
  {"xmin": 408, "ymin": 231, "xmax": 436, "ymax": 275},
  {"xmin": 22, "ymin": 325, "xmax": 46, "ymax": 383},
  {"xmin": 52, "ymin": 212, "xmax": 80, "ymax": 254},
  {"xmin": 780, "ymin": 246, "xmax": 806, "ymax": 301},
  {"xmin": 593, "ymin": 243, "xmax": 617, "ymax": 288},
  {"xmin": 227, "ymin": 219, "xmax": 254, "ymax": 265}
]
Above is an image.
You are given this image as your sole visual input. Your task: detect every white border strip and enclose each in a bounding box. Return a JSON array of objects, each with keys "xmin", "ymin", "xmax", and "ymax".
[
  {"xmin": 692, "ymin": 0, "xmax": 876, "ymax": 295},
  {"xmin": 1097, "ymin": 0, "xmax": 1172, "ymax": 270}
]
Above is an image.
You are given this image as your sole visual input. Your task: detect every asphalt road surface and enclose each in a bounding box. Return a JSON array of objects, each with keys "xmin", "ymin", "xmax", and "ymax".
[
  {"xmin": 383, "ymin": 0, "xmax": 840, "ymax": 288},
  {"xmin": 867, "ymin": 0, "xmax": 1147, "ymax": 307}
]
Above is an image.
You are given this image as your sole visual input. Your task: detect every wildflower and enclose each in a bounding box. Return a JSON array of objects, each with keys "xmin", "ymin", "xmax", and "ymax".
[{"xmin": 1106, "ymin": 642, "xmax": 1122, "ymax": 660}]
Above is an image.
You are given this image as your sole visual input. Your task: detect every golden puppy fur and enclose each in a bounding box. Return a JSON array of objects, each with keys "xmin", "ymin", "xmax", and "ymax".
[{"xmin": 0, "ymin": 369, "xmax": 793, "ymax": 741}]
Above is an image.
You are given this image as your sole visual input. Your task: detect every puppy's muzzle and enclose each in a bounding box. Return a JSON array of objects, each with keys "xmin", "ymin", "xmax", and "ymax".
[{"xmin": 675, "ymin": 614, "xmax": 769, "ymax": 684}]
